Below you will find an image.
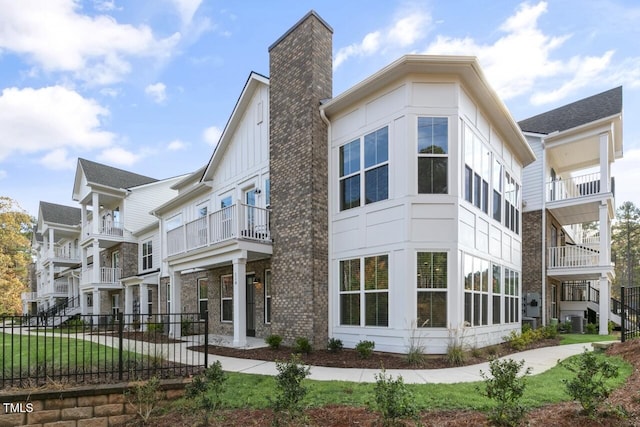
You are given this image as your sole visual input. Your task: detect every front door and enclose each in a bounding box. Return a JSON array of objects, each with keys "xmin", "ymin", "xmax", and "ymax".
[{"xmin": 246, "ymin": 275, "xmax": 256, "ymax": 337}]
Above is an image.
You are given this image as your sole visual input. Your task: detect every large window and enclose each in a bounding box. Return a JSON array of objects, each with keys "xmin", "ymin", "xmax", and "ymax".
[
  {"xmin": 339, "ymin": 127, "xmax": 389, "ymax": 211},
  {"xmin": 492, "ymin": 264, "xmax": 501, "ymax": 324},
  {"xmin": 417, "ymin": 252, "xmax": 447, "ymax": 328},
  {"xmin": 198, "ymin": 278, "xmax": 208, "ymax": 320},
  {"xmin": 463, "ymin": 125, "xmax": 490, "ymax": 213},
  {"xmin": 339, "ymin": 255, "xmax": 389, "ymax": 327},
  {"xmin": 264, "ymin": 269, "xmax": 272, "ymax": 324},
  {"xmin": 418, "ymin": 117, "xmax": 448, "ymax": 194},
  {"xmin": 493, "ymin": 159, "xmax": 503, "ymax": 222},
  {"xmin": 142, "ymin": 240, "xmax": 153, "ymax": 270},
  {"xmin": 504, "ymin": 172, "xmax": 520, "ymax": 234},
  {"xmin": 221, "ymin": 275, "xmax": 233, "ymax": 322},
  {"xmin": 504, "ymin": 268, "xmax": 520, "ymax": 323},
  {"xmin": 464, "ymin": 254, "xmax": 493, "ymax": 327}
]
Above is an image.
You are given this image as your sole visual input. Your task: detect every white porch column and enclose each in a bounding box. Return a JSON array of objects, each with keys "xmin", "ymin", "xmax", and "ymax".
[
  {"xmin": 81, "ymin": 204, "xmax": 87, "ymax": 236},
  {"xmin": 139, "ymin": 283, "xmax": 149, "ymax": 317},
  {"xmin": 139, "ymin": 283, "xmax": 149, "ymax": 331},
  {"xmin": 599, "ymin": 276, "xmax": 610, "ymax": 335},
  {"xmin": 599, "ymin": 132, "xmax": 610, "ymax": 193},
  {"xmin": 124, "ymin": 284, "xmax": 134, "ymax": 315},
  {"xmin": 48, "ymin": 263, "xmax": 55, "ymax": 294},
  {"xmin": 92, "ymin": 193, "xmax": 100, "ymax": 234},
  {"xmin": 48, "ymin": 228, "xmax": 54, "ymax": 258},
  {"xmin": 232, "ymin": 256, "xmax": 247, "ymax": 347},
  {"xmin": 92, "ymin": 240, "xmax": 100, "ymax": 284},
  {"xmin": 92, "ymin": 289, "xmax": 101, "ymax": 325},
  {"xmin": 169, "ymin": 270, "xmax": 182, "ymax": 337},
  {"xmin": 80, "ymin": 291, "xmax": 87, "ymax": 315}
]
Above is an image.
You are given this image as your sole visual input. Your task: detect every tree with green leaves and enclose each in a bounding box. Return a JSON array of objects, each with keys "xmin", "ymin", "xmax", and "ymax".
[
  {"xmin": 612, "ymin": 201, "xmax": 640, "ymax": 295},
  {"xmin": 0, "ymin": 197, "xmax": 34, "ymax": 315}
]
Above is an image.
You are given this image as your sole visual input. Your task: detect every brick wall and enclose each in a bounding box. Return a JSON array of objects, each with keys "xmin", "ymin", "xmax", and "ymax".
[
  {"xmin": 269, "ymin": 11, "xmax": 333, "ymax": 348},
  {"xmin": 178, "ymin": 260, "xmax": 272, "ymax": 338},
  {"xmin": 522, "ymin": 210, "xmax": 543, "ymax": 297}
]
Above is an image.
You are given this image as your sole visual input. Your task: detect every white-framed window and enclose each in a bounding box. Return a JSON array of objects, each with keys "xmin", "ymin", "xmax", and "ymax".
[
  {"xmin": 142, "ymin": 240, "xmax": 153, "ymax": 270},
  {"xmin": 463, "ymin": 125, "xmax": 490, "ymax": 213},
  {"xmin": 339, "ymin": 254, "xmax": 389, "ymax": 327},
  {"xmin": 112, "ymin": 250, "xmax": 120, "ymax": 269},
  {"xmin": 166, "ymin": 213, "xmax": 182, "ymax": 231},
  {"xmin": 221, "ymin": 275, "xmax": 233, "ymax": 322},
  {"xmin": 492, "ymin": 264, "xmax": 502, "ymax": 324},
  {"xmin": 418, "ymin": 117, "xmax": 448, "ymax": 194},
  {"xmin": 463, "ymin": 254, "xmax": 489, "ymax": 326},
  {"xmin": 493, "ymin": 159, "xmax": 503, "ymax": 222},
  {"xmin": 504, "ymin": 172, "xmax": 521, "ymax": 234},
  {"xmin": 265, "ymin": 178, "xmax": 271, "ymax": 208},
  {"xmin": 339, "ymin": 126, "xmax": 389, "ymax": 211},
  {"xmin": 416, "ymin": 252, "xmax": 447, "ymax": 328},
  {"xmin": 264, "ymin": 269, "xmax": 271, "ymax": 324},
  {"xmin": 504, "ymin": 268, "xmax": 520, "ymax": 323},
  {"xmin": 198, "ymin": 278, "xmax": 208, "ymax": 320},
  {"xmin": 197, "ymin": 200, "xmax": 209, "ymax": 217},
  {"xmin": 112, "ymin": 293, "xmax": 120, "ymax": 316}
]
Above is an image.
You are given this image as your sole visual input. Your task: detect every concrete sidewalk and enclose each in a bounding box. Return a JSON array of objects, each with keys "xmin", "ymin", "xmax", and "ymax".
[{"xmin": 209, "ymin": 342, "xmax": 602, "ymax": 384}]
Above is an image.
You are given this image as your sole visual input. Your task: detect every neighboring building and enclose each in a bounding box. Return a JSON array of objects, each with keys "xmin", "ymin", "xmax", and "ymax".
[
  {"xmin": 31, "ymin": 202, "xmax": 82, "ymax": 318},
  {"xmin": 71, "ymin": 158, "xmax": 184, "ymax": 322},
  {"xmin": 520, "ymin": 87, "xmax": 623, "ymax": 334}
]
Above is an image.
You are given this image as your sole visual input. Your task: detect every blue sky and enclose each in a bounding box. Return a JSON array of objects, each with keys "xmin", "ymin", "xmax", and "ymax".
[{"xmin": 0, "ymin": 0, "xmax": 638, "ymax": 217}]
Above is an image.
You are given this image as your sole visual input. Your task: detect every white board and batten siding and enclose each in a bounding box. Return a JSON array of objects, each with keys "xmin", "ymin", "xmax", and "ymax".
[
  {"xmin": 522, "ymin": 135, "xmax": 545, "ymax": 212},
  {"xmin": 124, "ymin": 176, "xmax": 185, "ymax": 232}
]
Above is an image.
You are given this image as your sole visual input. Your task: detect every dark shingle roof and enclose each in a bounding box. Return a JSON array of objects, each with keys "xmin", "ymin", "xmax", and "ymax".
[
  {"xmin": 40, "ymin": 201, "xmax": 81, "ymax": 226},
  {"xmin": 518, "ymin": 86, "xmax": 622, "ymax": 134},
  {"xmin": 79, "ymin": 158, "xmax": 158, "ymax": 189}
]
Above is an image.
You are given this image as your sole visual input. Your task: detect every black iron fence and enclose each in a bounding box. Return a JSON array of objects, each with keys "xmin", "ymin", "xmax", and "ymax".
[
  {"xmin": 1, "ymin": 313, "xmax": 208, "ymax": 388},
  {"xmin": 621, "ymin": 286, "xmax": 640, "ymax": 342}
]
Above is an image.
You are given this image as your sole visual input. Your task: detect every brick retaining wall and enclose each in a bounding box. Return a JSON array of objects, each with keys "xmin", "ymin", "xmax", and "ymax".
[{"xmin": 0, "ymin": 379, "xmax": 187, "ymax": 427}]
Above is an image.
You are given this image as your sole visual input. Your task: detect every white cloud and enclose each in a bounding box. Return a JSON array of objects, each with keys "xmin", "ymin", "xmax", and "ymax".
[
  {"xmin": 38, "ymin": 148, "xmax": 76, "ymax": 171},
  {"xmin": 0, "ymin": 0, "xmax": 180, "ymax": 85},
  {"xmin": 99, "ymin": 87, "xmax": 120, "ymax": 98},
  {"xmin": 0, "ymin": 86, "xmax": 114, "ymax": 162},
  {"xmin": 334, "ymin": 9, "xmax": 431, "ymax": 69},
  {"xmin": 0, "ymin": 170, "xmax": 6, "ymax": 180},
  {"xmin": 424, "ymin": 1, "xmax": 615, "ymax": 104},
  {"xmin": 168, "ymin": 0, "xmax": 202, "ymax": 27},
  {"xmin": 145, "ymin": 82, "xmax": 167, "ymax": 104},
  {"xmin": 97, "ymin": 146, "xmax": 142, "ymax": 167},
  {"xmin": 203, "ymin": 125, "xmax": 222, "ymax": 147},
  {"xmin": 93, "ymin": 0, "xmax": 120, "ymax": 12},
  {"xmin": 167, "ymin": 139, "xmax": 188, "ymax": 151}
]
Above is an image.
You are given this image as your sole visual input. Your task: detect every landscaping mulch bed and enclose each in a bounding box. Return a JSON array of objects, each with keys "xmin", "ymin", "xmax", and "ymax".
[
  {"xmin": 148, "ymin": 339, "xmax": 640, "ymax": 426},
  {"xmin": 190, "ymin": 337, "xmax": 560, "ymax": 369}
]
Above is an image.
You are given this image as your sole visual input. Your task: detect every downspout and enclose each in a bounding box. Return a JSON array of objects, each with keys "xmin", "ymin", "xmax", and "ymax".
[
  {"xmin": 320, "ymin": 107, "xmax": 332, "ymax": 340},
  {"xmin": 541, "ymin": 140, "xmax": 547, "ymax": 326}
]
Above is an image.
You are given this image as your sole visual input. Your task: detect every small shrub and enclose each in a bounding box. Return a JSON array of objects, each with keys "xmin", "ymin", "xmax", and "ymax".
[
  {"xmin": 471, "ymin": 347, "xmax": 482, "ymax": 358},
  {"xmin": 560, "ymin": 349, "xmax": 620, "ymax": 416},
  {"xmin": 541, "ymin": 324, "xmax": 559, "ymax": 339},
  {"xmin": 294, "ymin": 337, "xmax": 312, "ymax": 354},
  {"xmin": 355, "ymin": 340, "xmax": 375, "ymax": 359},
  {"xmin": 585, "ymin": 322, "xmax": 598, "ymax": 335},
  {"xmin": 65, "ymin": 317, "xmax": 86, "ymax": 329},
  {"xmin": 125, "ymin": 376, "xmax": 163, "ymax": 425},
  {"xmin": 186, "ymin": 361, "xmax": 227, "ymax": 426},
  {"xmin": 147, "ymin": 322, "xmax": 163, "ymax": 333},
  {"xmin": 406, "ymin": 343, "xmax": 426, "ymax": 366},
  {"xmin": 270, "ymin": 354, "xmax": 311, "ymax": 425},
  {"xmin": 373, "ymin": 368, "xmax": 418, "ymax": 425},
  {"xmin": 266, "ymin": 334, "xmax": 283, "ymax": 350},
  {"xmin": 447, "ymin": 343, "xmax": 465, "ymax": 367},
  {"xmin": 181, "ymin": 318, "xmax": 192, "ymax": 335},
  {"xmin": 327, "ymin": 337, "xmax": 343, "ymax": 353},
  {"xmin": 479, "ymin": 358, "xmax": 532, "ymax": 427},
  {"xmin": 561, "ymin": 320, "xmax": 573, "ymax": 333}
]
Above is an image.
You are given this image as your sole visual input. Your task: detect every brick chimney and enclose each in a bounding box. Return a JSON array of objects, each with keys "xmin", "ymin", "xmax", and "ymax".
[{"xmin": 268, "ymin": 11, "xmax": 333, "ymax": 347}]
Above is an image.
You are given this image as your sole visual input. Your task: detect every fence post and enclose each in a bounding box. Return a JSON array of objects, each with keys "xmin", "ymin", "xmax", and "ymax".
[
  {"xmin": 621, "ymin": 286, "xmax": 626, "ymax": 343},
  {"xmin": 204, "ymin": 313, "xmax": 209, "ymax": 368},
  {"xmin": 118, "ymin": 313, "xmax": 124, "ymax": 380}
]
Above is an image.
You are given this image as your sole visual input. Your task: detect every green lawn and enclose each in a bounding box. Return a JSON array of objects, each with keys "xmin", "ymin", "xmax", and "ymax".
[
  {"xmin": 560, "ymin": 333, "xmax": 619, "ymax": 345},
  {"xmin": 0, "ymin": 332, "xmax": 146, "ymax": 376},
  {"xmin": 177, "ymin": 352, "xmax": 631, "ymax": 413}
]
